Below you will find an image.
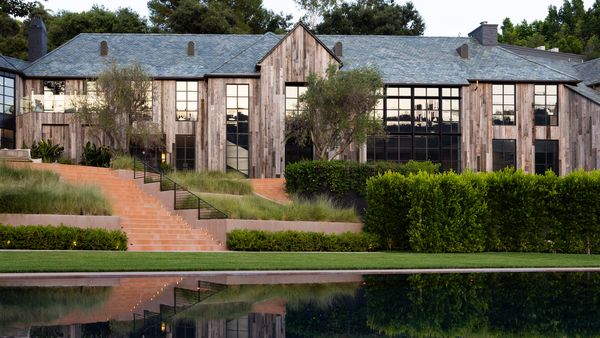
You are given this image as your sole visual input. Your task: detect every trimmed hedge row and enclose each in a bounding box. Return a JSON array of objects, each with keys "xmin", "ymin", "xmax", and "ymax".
[
  {"xmin": 285, "ymin": 160, "xmax": 439, "ymax": 197},
  {"xmin": 0, "ymin": 224, "xmax": 128, "ymax": 250},
  {"xmin": 227, "ymin": 229, "xmax": 379, "ymax": 252},
  {"xmin": 365, "ymin": 169, "xmax": 600, "ymax": 253}
]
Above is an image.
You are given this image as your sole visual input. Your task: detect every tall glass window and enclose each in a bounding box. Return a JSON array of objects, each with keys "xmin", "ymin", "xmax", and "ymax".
[
  {"xmin": 176, "ymin": 81, "xmax": 198, "ymax": 121},
  {"xmin": 285, "ymin": 84, "xmax": 312, "ymax": 164},
  {"xmin": 534, "ymin": 85, "xmax": 558, "ymax": 126},
  {"xmin": 492, "ymin": 84, "xmax": 515, "ymax": 125},
  {"xmin": 368, "ymin": 86, "xmax": 461, "ymax": 171},
  {"xmin": 0, "ymin": 72, "xmax": 15, "ymax": 148},
  {"xmin": 492, "ymin": 139, "xmax": 516, "ymax": 170},
  {"xmin": 142, "ymin": 81, "xmax": 153, "ymax": 119},
  {"xmin": 226, "ymin": 84, "xmax": 249, "ymax": 176},
  {"xmin": 175, "ymin": 134, "xmax": 195, "ymax": 170},
  {"xmin": 535, "ymin": 139, "xmax": 559, "ymax": 174}
]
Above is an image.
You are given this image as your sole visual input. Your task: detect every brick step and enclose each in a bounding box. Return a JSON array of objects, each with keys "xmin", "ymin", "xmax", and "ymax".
[
  {"xmin": 129, "ymin": 238, "xmax": 216, "ymax": 245},
  {"xmin": 129, "ymin": 244, "xmax": 223, "ymax": 252}
]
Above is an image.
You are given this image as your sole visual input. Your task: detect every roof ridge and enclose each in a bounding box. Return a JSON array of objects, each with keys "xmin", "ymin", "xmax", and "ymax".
[
  {"xmin": 77, "ymin": 32, "xmax": 266, "ymax": 37},
  {"xmin": 0, "ymin": 54, "xmax": 15, "ymax": 70},
  {"xmin": 497, "ymin": 45, "xmax": 580, "ymax": 81},
  {"xmin": 210, "ymin": 34, "xmax": 276, "ymax": 74}
]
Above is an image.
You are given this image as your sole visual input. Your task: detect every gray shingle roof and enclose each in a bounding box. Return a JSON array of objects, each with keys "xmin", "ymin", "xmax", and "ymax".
[
  {"xmin": 574, "ymin": 58, "xmax": 600, "ymax": 86},
  {"xmin": 0, "ymin": 54, "xmax": 29, "ymax": 72},
  {"xmin": 23, "ymin": 33, "xmax": 268, "ymax": 78},
  {"xmin": 17, "ymin": 31, "xmax": 600, "ymax": 89},
  {"xmin": 566, "ymin": 83, "xmax": 600, "ymax": 105}
]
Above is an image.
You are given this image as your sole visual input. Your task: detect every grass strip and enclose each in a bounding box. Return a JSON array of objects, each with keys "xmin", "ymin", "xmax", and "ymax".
[{"xmin": 0, "ymin": 251, "xmax": 600, "ymax": 273}]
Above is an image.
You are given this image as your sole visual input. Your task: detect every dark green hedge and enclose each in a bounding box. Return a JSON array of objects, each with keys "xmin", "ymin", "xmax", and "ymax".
[
  {"xmin": 0, "ymin": 224, "xmax": 128, "ymax": 250},
  {"xmin": 365, "ymin": 169, "xmax": 600, "ymax": 253},
  {"xmin": 284, "ymin": 160, "xmax": 439, "ymax": 198},
  {"xmin": 227, "ymin": 229, "xmax": 379, "ymax": 252}
]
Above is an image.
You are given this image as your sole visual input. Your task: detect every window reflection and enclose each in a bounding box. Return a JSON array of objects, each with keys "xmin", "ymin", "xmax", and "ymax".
[{"xmin": 226, "ymin": 84, "xmax": 249, "ymax": 176}]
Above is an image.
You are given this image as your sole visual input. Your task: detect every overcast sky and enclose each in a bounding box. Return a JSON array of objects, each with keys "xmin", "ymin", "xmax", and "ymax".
[{"xmin": 43, "ymin": 0, "xmax": 596, "ymax": 36}]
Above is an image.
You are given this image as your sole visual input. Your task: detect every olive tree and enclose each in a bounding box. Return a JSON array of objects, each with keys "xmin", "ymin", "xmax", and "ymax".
[
  {"xmin": 287, "ymin": 65, "xmax": 384, "ymax": 161},
  {"xmin": 76, "ymin": 62, "xmax": 162, "ymax": 153}
]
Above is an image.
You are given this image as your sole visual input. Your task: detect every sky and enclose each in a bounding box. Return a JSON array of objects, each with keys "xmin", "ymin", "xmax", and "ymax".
[{"xmin": 43, "ymin": 0, "xmax": 596, "ymax": 36}]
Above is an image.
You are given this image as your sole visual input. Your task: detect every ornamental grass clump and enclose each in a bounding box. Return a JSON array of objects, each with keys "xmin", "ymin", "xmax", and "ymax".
[{"xmin": 0, "ymin": 162, "xmax": 111, "ymax": 215}]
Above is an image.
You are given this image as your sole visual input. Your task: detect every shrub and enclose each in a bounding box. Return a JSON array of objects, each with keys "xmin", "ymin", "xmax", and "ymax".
[
  {"xmin": 0, "ymin": 224, "xmax": 127, "ymax": 250},
  {"xmin": 227, "ymin": 229, "xmax": 379, "ymax": 252},
  {"xmin": 365, "ymin": 169, "xmax": 600, "ymax": 253},
  {"xmin": 81, "ymin": 142, "xmax": 112, "ymax": 167},
  {"xmin": 31, "ymin": 139, "xmax": 64, "ymax": 163},
  {"xmin": 285, "ymin": 160, "xmax": 439, "ymax": 198}
]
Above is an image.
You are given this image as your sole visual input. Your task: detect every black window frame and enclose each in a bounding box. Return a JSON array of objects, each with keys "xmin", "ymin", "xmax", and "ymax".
[
  {"xmin": 174, "ymin": 134, "xmax": 196, "ymax": 171},
  {"xmin": 175, "ymin": 81, "xmax": 198, "ymax": 121},
  {"xmin": 492, "ymin": 139, "xmax": 516, "ymax": 171},
  {"xmin": 492, "ymin": 84, "xmax": 516, "ymax": 125},
  {"xmin": 284, "ymin": 83, "xmax": 313, "ymax": 164},
  {"xmin": 535, "ymin": 139, "xmax": 559, "ymax": 175},
  {"xmin": 225, "ymin": 83, "xmax": 249, "ymax": 176},
  {"xmin": 534, "ymin": 84, "xmax": 558, "ymax": 126},
  {"xmin": 367, "ymin": 86, "xmax": 461, "ymax": 172}
]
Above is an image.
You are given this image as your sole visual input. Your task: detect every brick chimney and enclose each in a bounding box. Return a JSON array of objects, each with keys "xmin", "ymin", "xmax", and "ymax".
[
  {"xmin": 28, "ymin": 16, "xmax": 47, "ymax": 61},
  {"xmin": 468, "ymin": 21, "xmax": 498, "ymax": 46}
]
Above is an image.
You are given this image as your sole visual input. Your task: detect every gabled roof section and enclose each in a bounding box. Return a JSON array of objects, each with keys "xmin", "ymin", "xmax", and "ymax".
[
  {"xmin": 257, "ymin": 22, "xmax": 341, "ymax": 66},
  {"xmin": 0, "ymin": 54, "xmax": 29, "ymax": 73},
  {"xmin": 566, "ymin": 83, "xmax": 600, "ymax": 106},
  {"xmin": 574, "ymin": 58, "xmax": 600, "ymax": 86},
  {"xmin": 211, "ymin": 32, "xmax": 281, "ymax": 75},
  {"xmin": 22, "ymin": 33, "xmax": 270, "ymax": 78}
]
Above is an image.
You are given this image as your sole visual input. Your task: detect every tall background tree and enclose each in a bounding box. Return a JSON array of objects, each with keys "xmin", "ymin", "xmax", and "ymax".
[
  {"xmin": 287, "ymin": 66, "xmax": 384, "ymax": 161},
  {"xmin": 0, "ymin": 5, "xmax": 149, "ymax": 59},
  {"xmin": 499, "ymin": 0, "xmax": 600, "ymax": 59},
  {"xmin": 293, "ymin": 0, "xmax": 338, "ymax": 28},
  {"xmin": 147, "ymin": 0, "xmax": 291, "ymax": 34},
  {"xmin": 0, "ymin": 0, "xmax": 43, "ymax": 17},
  {"xmin": 316, "ymin": 0, "xmax": 425, "ymax": 35}
]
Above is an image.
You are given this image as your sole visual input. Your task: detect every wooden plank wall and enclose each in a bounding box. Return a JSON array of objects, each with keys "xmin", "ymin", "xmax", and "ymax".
[
  {"xmin": 565, "ymin": 88, "xmax": 600, "ymax": 170},
  {"xmin": 257, "ymin": 24, "xmax": 338, "ymax": 177},
  {"xmin": 462, "ymin": 83, "xmax": 586, "ymax": 174}
]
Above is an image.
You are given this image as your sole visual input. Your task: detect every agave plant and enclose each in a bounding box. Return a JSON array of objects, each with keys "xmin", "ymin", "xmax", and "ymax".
[
  {"xmin": 31, "ymin": 139, "xmax": 65, "ymax": 163},
  {"xmin": 81, "ymin": 141, "xmax": 112, "ymax": 167}
]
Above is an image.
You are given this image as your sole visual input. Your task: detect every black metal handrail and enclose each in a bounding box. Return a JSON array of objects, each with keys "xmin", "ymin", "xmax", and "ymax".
[{"xmin": 133, "ymin": 157, "xmax": 228, "ymax": 219}]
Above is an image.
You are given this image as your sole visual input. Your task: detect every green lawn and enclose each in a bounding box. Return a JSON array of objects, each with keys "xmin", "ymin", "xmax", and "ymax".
[{"xmin": 1, "ymin": 251, "xmax": 600, "ymax": 273}]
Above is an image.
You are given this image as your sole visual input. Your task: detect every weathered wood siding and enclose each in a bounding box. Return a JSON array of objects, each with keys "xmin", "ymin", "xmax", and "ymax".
[
  {"xmin": 256, "ymin": 24, "xmax": 339, "ymax": 177},
  {"xmin": 564, "ymin": 87, "xmax": 600, "ymax": 170},
  {"xmin": 462, "ymin": 83, "xmax": 597, "ymax": 175}
]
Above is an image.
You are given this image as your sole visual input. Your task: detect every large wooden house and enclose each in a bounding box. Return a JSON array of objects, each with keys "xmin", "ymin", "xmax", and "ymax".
[{"xmin": 1, "ymin": 19, "xmax": 599, "ymax": 177}]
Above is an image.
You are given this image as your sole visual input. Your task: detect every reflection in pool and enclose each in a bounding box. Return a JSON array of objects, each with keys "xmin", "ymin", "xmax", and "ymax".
[{"xmin": 1, "ymin": 272, "xmax": 599, "ymax": 337}]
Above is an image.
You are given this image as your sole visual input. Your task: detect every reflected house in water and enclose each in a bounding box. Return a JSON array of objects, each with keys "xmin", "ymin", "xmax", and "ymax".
[
  {"xmin": 1, "ymin": 18, "xmax": 600, "ymax": 176},
  {"xmin": 2, "ymin": 272, "xmax": 600, "ymax": 337}
]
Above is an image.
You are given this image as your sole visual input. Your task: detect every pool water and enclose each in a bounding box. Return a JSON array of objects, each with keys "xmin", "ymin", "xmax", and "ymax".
[{"xmin": 1, "ymin": 272, "xmax": 599, "ymax": 337}]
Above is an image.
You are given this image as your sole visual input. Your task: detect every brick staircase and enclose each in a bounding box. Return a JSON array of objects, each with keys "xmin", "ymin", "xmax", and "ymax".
[
  {"xmin": 32, "ymin": 163, "xmax": 225, "ymax": 251},
  {"xmin": 249, "ymin": 178, "xmax": 290, "ymax": 204}
]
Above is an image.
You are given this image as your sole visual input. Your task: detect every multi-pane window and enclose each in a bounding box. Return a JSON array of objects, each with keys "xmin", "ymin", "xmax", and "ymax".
[
  {"xmin": 175, "ymin": 134, "xmax": 195, "ymax": 170},
  {"xmin": 368, "ymin": 87, "xmax": 461, "ymax": 171},
  {"xmin": 0, "ymin": 74, "xmax": 15, "ymax": 115},
  {"xmin": 492, "ymin": 139, "xmax": 516, "ymax": 171},
  {"xmin": 535, "ymin": 139, "xmax": 559, "ymax": 175},
  {"xmin": 142, "ymin": 81, "xmax": 153, "ymax": 119},
  {"xmin": 176, "ymin": 81, "xmax": 198, "ymax": 121},
  {"xmin": 285, "ymin": 85, "xmax": 312, "ymax": 164},
  {"xmin": 226, "ymin": 84, "xmax": 249, "ymax": 176},
  {"xmin": 492, "ymin": 84, "xmax": 515, "ymax": 125},
  {"xmin": 534, "ymin": 85, "xmax": 558, "ymax": 126}
]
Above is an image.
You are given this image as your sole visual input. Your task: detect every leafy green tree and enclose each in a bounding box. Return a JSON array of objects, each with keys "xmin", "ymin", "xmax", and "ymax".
[
  {"xmin": 287, "ymin": 65, "xmax": 384, "ymax": 161},
  {"xmin": 76, "ymin": 63, "xmax": 162, "ymax": 153},
  {"xmin": 148, "ymin": 0, "xmax": 291, "ymax": 34},
  {"xmin": 316, "ymin": 0, "xmax": 425, "ymax": 36},
  {"xmin": 48, "ymin": 6, "xmax": 148, "ymax": 49},
  {"xmin": 0, "ymin": 0, "xmax": 43, "ymax": 17}
]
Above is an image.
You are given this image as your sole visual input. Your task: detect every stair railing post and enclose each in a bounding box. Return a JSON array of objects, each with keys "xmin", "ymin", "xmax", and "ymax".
[{"xmin": 173, "ymin": 182, "xmax": 177, "ymax": 210}]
